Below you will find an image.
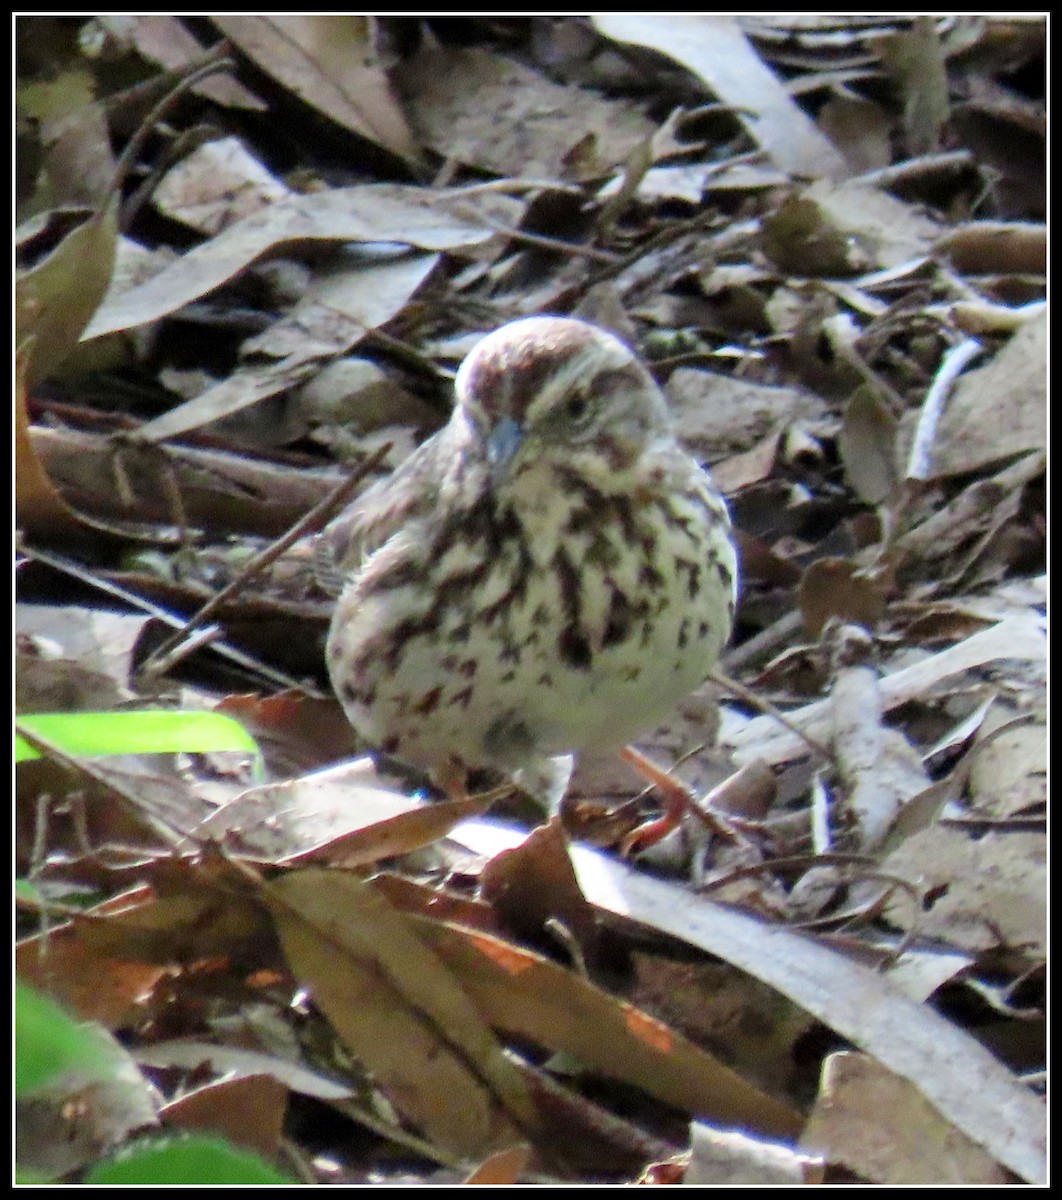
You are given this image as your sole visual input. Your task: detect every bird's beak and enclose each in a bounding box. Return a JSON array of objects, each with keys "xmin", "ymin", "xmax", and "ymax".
[{"xmin": 486, "ymin": 415, "xmax": 524, "ymax": 483}]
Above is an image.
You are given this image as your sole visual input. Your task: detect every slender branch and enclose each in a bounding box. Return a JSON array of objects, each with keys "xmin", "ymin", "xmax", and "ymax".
[{"xmin": 138, "ymin": 443, "xmax": 390, "ymax": 678}]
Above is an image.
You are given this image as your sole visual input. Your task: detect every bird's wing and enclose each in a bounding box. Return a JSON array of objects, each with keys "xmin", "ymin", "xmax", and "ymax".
[{"xmin": 313, "ymin": 423, "xmax": 457, "ymax": 597}]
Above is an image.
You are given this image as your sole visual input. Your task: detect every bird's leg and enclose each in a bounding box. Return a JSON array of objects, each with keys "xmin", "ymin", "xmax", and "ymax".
[
  {"xmin": 431, "ymin": 759, "xmax": 470, "ymax": 802},
  {"xmin": 618, "ymin": 744, "xmax": 755, "ymax": 856}
]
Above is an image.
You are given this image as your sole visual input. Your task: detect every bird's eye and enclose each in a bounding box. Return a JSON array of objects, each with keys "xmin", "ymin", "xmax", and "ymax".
[{"xmin": 563, "ymin": 393, "xmax": 591, "ymax": 425}]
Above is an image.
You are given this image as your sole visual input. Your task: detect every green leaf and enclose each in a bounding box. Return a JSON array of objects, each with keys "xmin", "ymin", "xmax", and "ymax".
[
  {"xmin": 15, "ymin": 878, "xmax": 42, "ymax": 905},
  {"xmin": 14, "ymin": 980, "xmax": 111, "ymax": 1096},
  {"xmin": 84, "ymin": 1135, "xmax": 294, "ymax": 1185},
  {"xmin": 15, "ymin": 709, "xmax": 259, "ymax": 763}
]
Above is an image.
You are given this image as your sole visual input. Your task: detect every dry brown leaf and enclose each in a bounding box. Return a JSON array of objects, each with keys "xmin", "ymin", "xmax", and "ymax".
[
  {"xmin": 936, "ymin": 221, "xmax": 1046, "ymax": 276},
  {"xmin": 17, "ymin": 902, "xmax": 169, "ymax": 1029},
  {"xmin": 449, "ymin": 823, "xmax": 1046, "ymax": 1184},
  {"xmin": 882, "ymin": 947, "xmax": 973, "ymax": 1003},
  {"xmin": 920, "ymin": 691, "xmax": 998, "ymax": 763},
  {"xmin": 15, "ymin": 748, "xmax": 235, "ymax": 885},
  {"xmin": 894, "ymin": 451, "xmax": 1045, "ymax": 575},
  {"xmin": 293, "ymin": 796, "xmax": 498, "ymax": 870},
  {"xmin": 626, "ymin": 952, "xmax": 814, "ymax": 1102},
  {"xmin": 198, "ymin": 762, "xmax": 446, "ymax": 864},
  {"xmin": 966, "ymin": 717, "xmax": 1045, "ymax": 819},
  {"xmin": 133, "ymin": 358, "xmax": 320, "ymax": 447},
  {"xmin": 94, "ymin": 16, "xmax": 266, "ymax": 110},
  {"xmin": 598, "ymin": 160, "xmax": 788, "ymax": 206},
  {"xmin": 28, "ymin": 421, "xmax": 346, "ymax": 537},
  {"xmin": 133, "ymin": 254, "xmax": 441, "ymax": 444},
  {"xmin": 292, "ymin": 357, "xmax": 440, "ymax": 435},
  {"xmin": 668, "ymin": 371, "xmax": 827, "ymax": 459},
  {"xmin": 827, "ymin": 632, "xmax": 930, "ymax": 850},
  {"xmin": 265, "ymin": 869, "xmax": 535, "ymax": 1159},
  {"xmin": 879, "ymin": 710, "xmax": 1038, "ymax": 853},
  {"xmin": 16, "ymin": 605, "xmax": 150, "ymax": 700},
  {"xmin": 479, "ymin": 817, "xmax": 599, "ymax": 958},
  {"xmin": 950, "ymin": 75, "xmax": 1046, "ymax": 212},
  {"xmin": 725, "ymin": 611, "xmax": 1045, "ymax": 767},
  {"xmin": 152, "ymin": 137, "xmax": 291, "ymax": 235},
  {"xmin": 15, "ymin": 649, "xmax": 129, "ymax": 715},
  {"xmin": 16, "ymin": 198, "xmax": 119, "ymax": 384},
  {"xmin": 764, "ymin": 180, "xmax": 942, "ymax": 275},
  {"xmin": 926, "ymin": 311, "xmax": 1046, "ymax": 477},
  {"xmin": 18, "ymin": 366, "xmax": 223, "ymax": 552},
  {"xmin": 798, "ymin": 559, "xmax": 889, "ymax": 640},
  {"xmin": 593, "ymin": 15, "xmax": 848, "ymax": 180},
  {"xmin": 463, "ymin": 1143, "xmax": 532, "ymax": 1185},
  {"xmin": 74, "ymin": 871, "xmax": 273, "ymax": 965},
  {"xmin": 707, "ymin": 433, "xmax": 781, "ymax": 495},
  {"xmin": 800, "ymin": 1051, "xmax": 1012, "ymax": 1184},
  {"xmin": 837, "ymin": 385, "xmax": 900, "ymax": 505},
  {"xmin": 881, "ymin": 827, "xmax": 1046, "ymax": 957},
  {"xmin": 58, "ymin": 236, "xmax": 176, "ymax": 377},
  {"xmin": 412, "ymin": 915, "xmax": 802, "ymax": 1140},
  {"xmin": 817, "ymin": 95, "xmax": 893, "ymax": 174},
  {"xmin": 83, "ymin": 186, "xmax": 524, "ymax": 341},
  {"xmin": 15, "ymin": 347, "xmax": 105, "ymax": 544},
  {"xmin": 399, "ymin": 43, "xmax": 655, "ymax": 180},
  {"xmin": 214, "ymin": 16, "xmax": 419, "ymax": 163},
  {"xmin": 244, "ymin": 253, "xmax": 444, "ymax": 362},
  {"xmin": 877, "ymin": 16, "xmax": 950, "ymax": 155},
  {"xmin": 761, "ymin": 192, "xmax": 870, "ymax": 277},
  {"xmin": 160, "ymin": 1073, "xmax": 288, "ymax": 1159},
  {"xmin": 374, "ymin": 877, "xmax": 503, "ymax": 950},
  {"xmin": 892, "ymin": 605, "xmax": 995, "ymax": 644},
  {"xmin": 211, "ymin": 693, "xmax": 356, "ymax": 778},
  {"xmin": 731, "ymin": 528, "xmax": 803, "ymax": 589},
  {"xmin": 949, "ymin": 297, "xmax": 1046, "ymax": 336},
  {"xmin": 688, "ymin": 1124, "xmax": 822, "ymax": 1185}
]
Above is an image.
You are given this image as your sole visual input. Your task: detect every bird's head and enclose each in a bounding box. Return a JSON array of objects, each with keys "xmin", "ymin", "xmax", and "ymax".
[{"xmin": 453, "ymin": 316, "xmax": 672, "ymax": 484}]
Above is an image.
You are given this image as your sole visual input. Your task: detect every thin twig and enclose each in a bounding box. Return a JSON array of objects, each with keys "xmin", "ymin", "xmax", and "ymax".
[
  {"xmin": 721, "ymin": 609, "xmax": 804, "ymax": 674},
  {"xmin": 809, "ymin": 772, "xmax": 833, "ymax": 856},
  {"xmin": 20, "ymin": 544, "xmax": 314, "ymax": 692},
  {"xmin": 906, "ymin": 336, "xmax": 983, "ymax": 481},
  {"xmin": 709, "ymin": 668, "xmax": 834, "ymax": 761},
  {"xmin": 143, "ymin": 624, "xmax": 226, "ymax": 678},
  {"xmin": 698, "ymin": 849, "xmax": 878, "ymax": 893},
  {"xmin": 697, "ymin": 851, "xmax": 923, "ymax": 950},
  {"xmin": 138, "ymin": 442, "xmax": 390, "ymax": 679},
  {"xmin": 851, "ymin": 149, "xmax": 975, "ymax": 191},
  {"xmin": 447, "ymin": 177, "xmax": 587, "ymax": 197},
  {"xmin": 107, "ymin": 46, "xmax": 237, "ymax": 210},
  {"xmin": 479, "ymin": 220, "xmax": 621, "ymax": 264}
]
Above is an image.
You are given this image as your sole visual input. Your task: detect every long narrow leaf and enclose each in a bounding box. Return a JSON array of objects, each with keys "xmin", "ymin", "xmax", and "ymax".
[{"xmin": 15, "ymin": 710, "xmax": 259, "ymax": 763}]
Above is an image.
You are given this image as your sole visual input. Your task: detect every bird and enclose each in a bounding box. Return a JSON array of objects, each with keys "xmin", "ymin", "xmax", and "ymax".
[{"xmin": 320, "ymin": 315, "xmax": 738, "ymax": 813}]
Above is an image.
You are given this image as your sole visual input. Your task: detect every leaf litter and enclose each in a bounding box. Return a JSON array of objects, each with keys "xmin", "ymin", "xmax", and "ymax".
[{"xmin": 16, "ymin": 14, "xmax": 1044, "ymax": 1186}]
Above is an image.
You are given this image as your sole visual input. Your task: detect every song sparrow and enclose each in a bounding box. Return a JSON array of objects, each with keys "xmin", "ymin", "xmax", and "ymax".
[{"xmin": 321, "ymin": 316, "xmax": 738, "ymax": 807}]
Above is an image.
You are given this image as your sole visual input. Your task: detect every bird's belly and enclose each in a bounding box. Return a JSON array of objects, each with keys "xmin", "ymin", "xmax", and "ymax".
[
  {"xmin": 328, "ymin": 485, "xmax": 736, "ymax": 776},
  {"xmin": 501, "ymin": 554, "xmax": 733, "ymax": 757}
]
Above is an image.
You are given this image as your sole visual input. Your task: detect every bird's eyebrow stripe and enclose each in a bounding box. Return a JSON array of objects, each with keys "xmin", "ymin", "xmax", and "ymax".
[
  {"xmin": 584, "ymin": 364, "xmax": 645, "ymax": 400},
  {"xmin": 524, "ymin": 348, "xmax": 633, "ymax": 422}
]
